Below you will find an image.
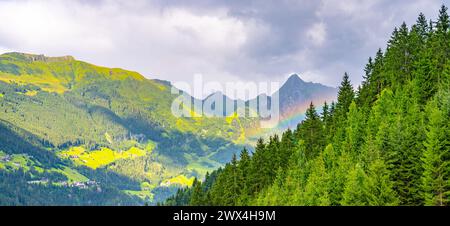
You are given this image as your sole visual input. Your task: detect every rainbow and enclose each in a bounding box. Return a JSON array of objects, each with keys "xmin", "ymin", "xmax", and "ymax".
[{"xmin": 244, "ymin": 93, "xmax": 336, "ymax": 141}]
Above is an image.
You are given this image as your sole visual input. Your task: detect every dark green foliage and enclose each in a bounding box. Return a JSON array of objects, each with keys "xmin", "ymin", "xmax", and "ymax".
[
  {"xmin": 336, "ymin": 73, "xmax": 355, "ymax": 118},
  {"xmin": 296, "ymin": 103, "xmax": 325, "ymax": 159},
  {"xmin": 421, "ymin": 94, "xmax": 450, "ymax": 206},
  {"xmin": 0, "ymin": 169, "xmax": 141, "ymax": 206}
]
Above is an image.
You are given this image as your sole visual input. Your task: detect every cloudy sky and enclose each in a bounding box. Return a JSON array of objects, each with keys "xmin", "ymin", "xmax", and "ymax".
[{"xmin": 0, "ymin": 0, "xmax": 446, "ymax": 97}]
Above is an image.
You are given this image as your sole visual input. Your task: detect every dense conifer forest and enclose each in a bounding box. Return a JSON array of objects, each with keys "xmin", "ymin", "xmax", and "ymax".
[{"xmin": 164, "ymin": 6, "xmax": 450, "ymax": 206}]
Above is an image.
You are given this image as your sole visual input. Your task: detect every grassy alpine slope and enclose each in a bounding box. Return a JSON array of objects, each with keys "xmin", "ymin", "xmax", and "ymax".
[
  {"xmin": 0, "ymin": 52, "xmax": 255, "ymax": 205},
  {"xmin": 163, "ymin": 6, "xmax": 450, "ymax": 206}
]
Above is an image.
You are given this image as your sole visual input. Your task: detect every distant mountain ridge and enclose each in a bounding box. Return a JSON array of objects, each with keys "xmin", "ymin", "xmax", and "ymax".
[
  {"xmin": 275, "ymin": 74, "xmax": 337, "ymax": 129},
  {"xmin": 201, "ymin": 73, "xmax": 337, "ymax": 131},
  {"xmin": 278, "ymin": 74, "xmax": 336, "ymax": 112},
  {"xmin": 7, "ymin": 52, "xmax": 75, "ymax": 62}
]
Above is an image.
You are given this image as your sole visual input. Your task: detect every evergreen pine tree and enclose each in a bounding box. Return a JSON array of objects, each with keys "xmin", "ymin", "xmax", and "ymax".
[
  {"xmin": 367, "ymin": 159, "xmax": 399, "ymax": 206},
  {"xmin": 341, "ymin": 102, "xmax": 364, "ymax": 157},
  {"xmin": 336, "ymin": 73, "xmax": 355, "ymax": 116},
  {"xmin": 190, "ymin": 178, "xmax": 204, "ymax": 206},
  {"xmin": 421, "ymin": 100, "xmax": 449, "ymax": 206},
  {"xmin": 302, "ymin": 154, "xmax": 331, "ymax": 206},
  {"xmin": 238, "ymin": 148, "xmax": 251, "ymax": 205},
  {"xmin": 341, "ymin": 164, "xmax": 371, "ymax": 206},
  {"xmin": 298, "ymin": 102, "xmax": 325, "ymax": 158}
]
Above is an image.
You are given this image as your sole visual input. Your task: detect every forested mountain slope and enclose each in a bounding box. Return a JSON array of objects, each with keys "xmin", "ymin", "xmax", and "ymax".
[
  {"xmin": 164, "ymin": 6, "xmax": 450, "ymax": 206},
  {"xmin": 0, "ymin": 49, "xmax": 337, "ymax": 204},
  {"xmin": 0, "ymin": 52, "xmax": 253, "ymax": 205}
]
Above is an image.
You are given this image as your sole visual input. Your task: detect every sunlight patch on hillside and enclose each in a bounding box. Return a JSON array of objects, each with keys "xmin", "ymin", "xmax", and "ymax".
[
  {"xmin": 161, "ymin": 175, "xmax": 195, "ymax": 187},
  {"xmin": 59, "ymin": 146, "xmax": 149, "ymax": 169},
  {"xmin": 0, "ymin": 73, "xmax": 67, "ymax": 94}
]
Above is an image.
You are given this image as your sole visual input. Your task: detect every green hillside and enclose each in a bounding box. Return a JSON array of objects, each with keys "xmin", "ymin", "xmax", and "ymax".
[
  {"xmin": 0, "ymin": 52, "xmax": 256, "ymax": 205},
  {"xmin": 163, "ymin": 6, "xmax": 450, "ymax": 206}
]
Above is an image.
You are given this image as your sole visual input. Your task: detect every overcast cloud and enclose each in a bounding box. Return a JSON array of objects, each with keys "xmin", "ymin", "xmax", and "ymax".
[{"xmin": 0, "ymin": 0, "xmax": 447, "ymax": 97}]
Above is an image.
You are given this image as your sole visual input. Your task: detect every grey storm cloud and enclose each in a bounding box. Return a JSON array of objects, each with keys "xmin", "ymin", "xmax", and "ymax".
[{"xmin": 0, "ymin": 0, "xmax": 447, "ymax": 95}]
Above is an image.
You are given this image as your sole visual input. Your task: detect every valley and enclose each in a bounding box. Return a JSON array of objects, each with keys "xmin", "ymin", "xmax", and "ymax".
[{"xmin": 0, "ymin": 52, "xmax": 336, "ymax": 205}]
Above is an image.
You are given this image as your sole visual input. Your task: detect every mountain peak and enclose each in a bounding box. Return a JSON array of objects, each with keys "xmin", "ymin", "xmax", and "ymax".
[
  {"xmin": 280, "ymin": 74, "xmax": 307, "ymax": 90},
  {"xmin": 1, "ymin": 52, "xmax": 75, "ymax": 62},
  {"xmin": 286, "ymin": 74, "xmax": 304, "ymax": 84}
]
